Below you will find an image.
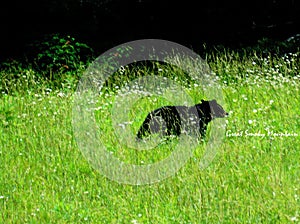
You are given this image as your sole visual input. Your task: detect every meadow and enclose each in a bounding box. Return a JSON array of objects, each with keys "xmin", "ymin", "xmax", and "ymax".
[{"xmin": 0, "ymin": 46, "xmax": 299, "ymax": 223}]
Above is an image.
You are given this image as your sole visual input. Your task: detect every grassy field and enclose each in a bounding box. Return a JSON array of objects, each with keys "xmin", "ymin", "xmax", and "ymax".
[{"xmin": 0, "ymin": 49, "xmax": 299, "ymax": 223}]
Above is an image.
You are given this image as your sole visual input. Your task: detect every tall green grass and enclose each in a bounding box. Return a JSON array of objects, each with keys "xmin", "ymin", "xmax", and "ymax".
[{"xmin": 0, "ymin": 49, "xmax": 299, "ymax": 223}]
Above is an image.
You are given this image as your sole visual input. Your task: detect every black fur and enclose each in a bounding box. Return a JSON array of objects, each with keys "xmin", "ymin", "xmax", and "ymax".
[{"xmin": 136, "ymin": 99, "xmax": 228, "ymax": 140}]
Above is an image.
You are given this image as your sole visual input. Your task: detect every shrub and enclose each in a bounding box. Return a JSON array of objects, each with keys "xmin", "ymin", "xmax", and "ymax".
[{"xmin": 30, "ymin": 33, "xmax": 94, "ymax": 74}]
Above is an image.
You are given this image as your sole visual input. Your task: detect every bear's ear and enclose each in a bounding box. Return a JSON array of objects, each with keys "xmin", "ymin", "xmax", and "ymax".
[
  {"xmin": 212, "ymin": 99, "xmax": 217, "ymax": 103},
  {"xmin": 201, "ymin": 99, "xmax": 205, "ymax": 103}
]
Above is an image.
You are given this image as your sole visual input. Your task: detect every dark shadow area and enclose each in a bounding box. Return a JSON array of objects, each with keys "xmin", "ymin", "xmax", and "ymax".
[{"xmin": 0, "ymin": 0, "xmax": 299, "ymax": 62}]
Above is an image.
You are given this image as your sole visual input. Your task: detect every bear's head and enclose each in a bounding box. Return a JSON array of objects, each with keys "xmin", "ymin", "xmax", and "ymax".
[{"xmin": 205, "ymin": 99, "xmax": 228, "ymax": 119}]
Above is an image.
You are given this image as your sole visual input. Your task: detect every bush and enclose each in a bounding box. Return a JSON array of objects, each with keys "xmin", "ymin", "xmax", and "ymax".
[{"xmin": 29, "ymin": 33, "xmax": 94, "ymax": 75}]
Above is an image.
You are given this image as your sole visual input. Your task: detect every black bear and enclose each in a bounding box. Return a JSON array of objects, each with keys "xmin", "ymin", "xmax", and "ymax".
[{"xmin": 136, "ymin": 99, "xmax": 228, "ymax": 140}]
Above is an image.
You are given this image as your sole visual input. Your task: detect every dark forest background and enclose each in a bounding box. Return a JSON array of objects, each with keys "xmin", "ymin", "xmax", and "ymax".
[{"xmin": 1, "ymin": 0, "xmax": 299, "ymax": 61}]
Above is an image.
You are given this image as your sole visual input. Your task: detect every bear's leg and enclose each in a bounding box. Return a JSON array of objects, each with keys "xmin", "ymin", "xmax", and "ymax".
[{"xmin": 198, "ymin": 122, "xmax": 207, "ymax": 138}]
